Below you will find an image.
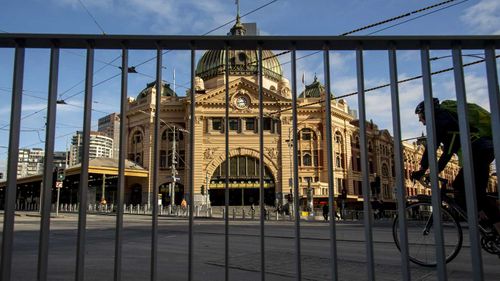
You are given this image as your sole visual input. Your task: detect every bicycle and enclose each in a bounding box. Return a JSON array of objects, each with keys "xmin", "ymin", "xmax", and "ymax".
[{"xmin": 392, "ymin": 176, "xmax": 500, "ymax": 267}]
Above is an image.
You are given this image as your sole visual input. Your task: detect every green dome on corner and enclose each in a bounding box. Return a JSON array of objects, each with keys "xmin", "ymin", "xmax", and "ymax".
[
  {"xmin": 195, "ymin": 49, "xmax": 283, "ymax": 82},
  {"xmin": 136, "ymin": 81, "xmax": 177, "ymax": 100},
  {"xmin": 299, "ymin": 76, "xmax": 326, "ymax": 98}
]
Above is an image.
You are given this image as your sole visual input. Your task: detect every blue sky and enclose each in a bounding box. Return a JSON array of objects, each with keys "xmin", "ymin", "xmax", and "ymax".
[{"xmin": 0, "ymin": 0, "xmax": 499, "ymax": 175}]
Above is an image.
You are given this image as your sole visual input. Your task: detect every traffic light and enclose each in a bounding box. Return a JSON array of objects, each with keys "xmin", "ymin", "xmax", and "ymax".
[{"xmin": 57, "ymin": 168, "xmax": 65, "ymax": 181}]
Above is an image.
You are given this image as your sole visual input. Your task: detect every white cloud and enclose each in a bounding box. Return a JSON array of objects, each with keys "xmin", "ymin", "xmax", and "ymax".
[
  {"xmin": 442, "ymin": 73, "xmax": 491, "ymax": 110},
  {"xmin": 124, "ymin": 0, "xmax": 233, "ymax": 34},
  {"xmin": 461, "ymin": 0, "xmax": 500, "ymax": 35},
  {"xmin": 21, "ymin": 103, "xmax": 47, "ymax": 112},
  {"xmin": 50, "ymin": 0, "xmax": 113, "ymax": 10}
]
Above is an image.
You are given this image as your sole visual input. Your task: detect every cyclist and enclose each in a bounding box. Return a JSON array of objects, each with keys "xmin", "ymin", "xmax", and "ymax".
[{"xmin": 410, "ymin": 98, "xmax": 500, "ymax": 236}]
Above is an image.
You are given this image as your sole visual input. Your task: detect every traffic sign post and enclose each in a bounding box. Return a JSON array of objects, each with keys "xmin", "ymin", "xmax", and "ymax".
[{"xmin": 56, "ymin": 181, "xmax": 62, "ymax": 216}]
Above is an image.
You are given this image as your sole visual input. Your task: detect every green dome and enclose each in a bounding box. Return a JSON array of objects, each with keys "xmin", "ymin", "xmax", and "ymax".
[
  {"xmin": 299, "ymin": 76, "xmax": 324, "ymax": 98},
  {"xmin": 137, "ymin": 82, "xmax": 176, "ymax": 100},
  {"xmin": 195, "ymin": 49, "xmax": 283, "ymax": 82}
]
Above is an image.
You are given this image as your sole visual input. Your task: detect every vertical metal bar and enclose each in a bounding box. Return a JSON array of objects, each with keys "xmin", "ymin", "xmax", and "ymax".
[
  {"xmin": 258, "ymin": 45, "xmax": 266, "ymax": 281},
  {"xmin": 76, "ymin": 45, "xmax": 94, "ymax": 281},
  {"xmin": 151, "ymin": 47, "xmax": 162, "ymax": 281},
  {"xmin": 0, "ymin": 43, "xmax": 25, "ymax": 281},
  {"xmin": 323, "ymin": 46, "xmax": 338, "ymax": 281},
  {"xmin": 388, "ymin": 44, "xmax": 411, "ymax": 281},
  {"xmin": 188, "ymin": 45, "xmax": 196, "ymax": 281},
  {"xmin": 290, "ymin": 48, "xmax": 302, "ymax": 281},
  {"xmin": 420, "ymin": 43, "xmax": 447, "ymax": 281},
  {"xmin": 38, "ymin": 45, "xmax": 59, "ymax": 281},
  {"xmin": 451, "ymin": 46, "xmax": 483, "ymax": 280},
  {"xmin": 114, "ymin": 46, "xmax": 128, "ymax": 281},
  {"xmin": 484, "ymin": 45, "xmax": 500, "ymax": 202},
  {"xmin": 356, "ymin": 45, "xmax": 375, "ymax": 281},
  {"xmin": 224, "ymin": 44, "xmax": 230, "ymax": 281}
]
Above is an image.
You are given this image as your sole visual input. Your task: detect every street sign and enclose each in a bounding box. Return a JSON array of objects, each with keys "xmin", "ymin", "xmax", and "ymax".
[
  {"xmin": 170, "ymin": 176, "xmax": 181, "ymax": 182},
  {"xmin": 56, "ymin": 181, "xmax": 63, "ymax": 188}
]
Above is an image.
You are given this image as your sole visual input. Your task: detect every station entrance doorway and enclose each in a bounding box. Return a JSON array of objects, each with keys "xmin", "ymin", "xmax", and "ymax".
[{"xmin": 208, "ymin": 156, "xmax": 275, "ymax": 206}]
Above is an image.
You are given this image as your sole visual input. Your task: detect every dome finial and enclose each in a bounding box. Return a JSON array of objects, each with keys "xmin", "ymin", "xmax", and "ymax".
[
  {"xmin": 230, "ymin": 0, "xmax": 246, "ymax": 36},
  {"xmin": 236, "ymin": 0, "xmax": 240, "ymax": 21}
]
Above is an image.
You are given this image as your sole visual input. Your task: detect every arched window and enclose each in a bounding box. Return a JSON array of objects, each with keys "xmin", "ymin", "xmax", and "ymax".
[
  {"xmin": 335, "ymin": 131, "xmax": 343, "ymax": 145},
  {"xmin": 133, "ymin": 131, "xmax": 142, "ymax": 144},
  {"xmin": 302, "ymin": 153, "xmax": 312, "ymax": 166},
  {"xmin": 382, "ymin": 163, "xmax": 389, "ymax": 177},
  {"xmin": 336, "ymin": 154, "xmax": 342, "ymax": 168},
  {"xmin": 130, "ymin": 130, "xmax": 144, "ymax": 166},
  {"xmin": 301, "ymin": 128, "xmax": 312, "ymax": 140}
]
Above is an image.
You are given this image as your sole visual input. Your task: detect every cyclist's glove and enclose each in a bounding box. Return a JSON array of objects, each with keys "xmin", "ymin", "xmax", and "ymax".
[{"xmin": 411, "ymin": 170, "xmax": 426, "ymax": 181}]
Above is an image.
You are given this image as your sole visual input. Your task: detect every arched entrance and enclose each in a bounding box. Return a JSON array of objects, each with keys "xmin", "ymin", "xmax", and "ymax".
[
  {"xmin": 159, "ymin": 182, "xmax": 184, "ymax": 206},
  {"xmin": 208, "ymin": 156, "xmax": 275, "ymax": 206}
]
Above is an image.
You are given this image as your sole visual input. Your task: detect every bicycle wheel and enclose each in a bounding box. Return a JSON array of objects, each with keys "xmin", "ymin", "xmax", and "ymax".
[{"xmin": 392, "ymin": 202, "xmax": 463, "ymax": 267}]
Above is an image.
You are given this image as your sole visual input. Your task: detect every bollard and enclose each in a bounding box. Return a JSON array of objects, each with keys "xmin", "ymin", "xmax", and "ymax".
[
  {"xmin": 222, "ymin": 208, "xmax": 225, "ymax": 220},
  {"xmin": 242, "ymin": 209, "xmax": 246, "ymax": 220},
  {"xmin": 195, "ymin": 205, "xmax": 199, "ymax": 217},
  {"xmin": 276, "ymin": 211, "xmax": 279, "ymax": 221},
  {"xmin": 232, "ymin": 208, "xmax": 236, "ymax": 220}
]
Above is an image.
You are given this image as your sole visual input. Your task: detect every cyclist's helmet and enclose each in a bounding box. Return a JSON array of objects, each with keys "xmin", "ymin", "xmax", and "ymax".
[{"xmin": 415, "ymin": 98, "xmax": 440, "ymax": 115}]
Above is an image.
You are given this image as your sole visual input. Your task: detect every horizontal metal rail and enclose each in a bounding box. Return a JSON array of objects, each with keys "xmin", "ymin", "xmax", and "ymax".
[{"xmin": 0, "ymin": 34, "xmax": 499, "ymax": 50}]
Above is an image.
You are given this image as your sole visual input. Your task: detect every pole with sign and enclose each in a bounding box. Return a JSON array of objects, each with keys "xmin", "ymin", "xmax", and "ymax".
[{"xmin": 55, "ymin": 181, "xmax": 63, "ymax": 216}]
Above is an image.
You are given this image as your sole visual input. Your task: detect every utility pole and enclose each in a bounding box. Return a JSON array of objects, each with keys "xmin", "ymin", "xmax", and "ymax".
[
  {"xmin": 170, "ymin": 126, "xmax": 178, "ymax": 208},
  {"xmin": 205, "ymin": 172, "xmax": 210, "ymax": 207}
]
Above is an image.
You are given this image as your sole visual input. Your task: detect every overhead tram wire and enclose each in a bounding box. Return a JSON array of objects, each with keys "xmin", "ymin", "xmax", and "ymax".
[
  {"xmin": 366, "ymin": 0, "xmax": 469, "ymax": 35},
  {"xmin": 58, "ymin": 54, "xmax": 122, "ymax": 100},
  {"xmin": 0, "ymin": 125, "xmax": 100, "ymax": 157},
  {"xmin": 263, "ymin": 0, "xmax": 470, "ymax": 66},
  {"xmin": 0, "ymin": 72, "xmax": 121, "ymax": 130},
  {"xmin": 0, "ymin": 1, "xmax": 280, "ymax": 135},
  {"xmin": 77, "ymin": 0, "xmax": 106, "ymax": 35},
  {"xmin": 131, "ymin": 0, "xmax": 280, "ymax": 69},
  {"xmin": 0, "ymin": 0, "xmax": 466, "ymax": 140},
  {"xmin": 341, "ymin": 0, "xmax": 464, "ymax": 36},
  {"xmin": 58, "ymin": 0, "xmax": 279, "ymax": 101},
  {"xmin": 269, "ymin": 54, "xmax": 500, "ymax": 115}
]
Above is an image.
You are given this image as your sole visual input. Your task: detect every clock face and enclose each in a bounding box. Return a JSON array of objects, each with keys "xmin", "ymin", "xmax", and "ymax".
[{"xmin": 235, "ymin": 95, "xmax": 249, "ymax": 109}]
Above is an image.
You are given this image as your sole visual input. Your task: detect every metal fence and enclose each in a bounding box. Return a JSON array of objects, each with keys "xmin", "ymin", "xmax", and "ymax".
[{"xmin": 0, "ymin": 34, "xmax": 499, "ymax": 281}]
